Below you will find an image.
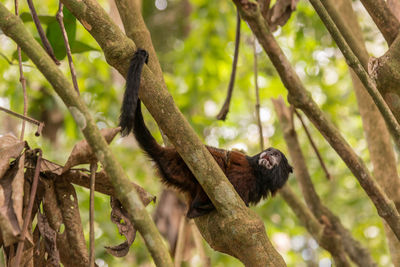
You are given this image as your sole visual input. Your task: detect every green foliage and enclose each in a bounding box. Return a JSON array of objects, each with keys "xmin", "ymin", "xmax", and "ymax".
[{"xmin": 0, "ymin": 0, "xmax": 394, "ymax": 266}]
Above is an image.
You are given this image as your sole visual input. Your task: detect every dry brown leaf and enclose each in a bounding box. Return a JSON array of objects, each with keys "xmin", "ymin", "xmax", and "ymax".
[
  {"xmin": 62, "ymin": 127, "xmax": 121, "ymax": 173},
  {"xmin": 0, "ymin": 156, "xmax": 23, "ymax": 246},
  {"xmin": 268, "ymin": 0, "xmax": 299, "ymax": 31},
  {"xmin": 105, "ymin": 197, "xmax": 136, "ymax": 257},
  {"xmin": 54, "ymin": 178, "xmax": 90, "ymax": 266},
  {"xmin": 0, "ymin": 133, "xmax": 25, "ymax": 178},
  {"xmin": 37, "ymin": 211, "xmax": 60, "ymax": 266},
  {"xmin": 12, "ymin": 153, "xmax": 25, "ymax": 230}
]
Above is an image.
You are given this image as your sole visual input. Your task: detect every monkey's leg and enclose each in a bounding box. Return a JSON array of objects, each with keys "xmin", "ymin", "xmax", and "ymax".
[{"xmin": 186, "ymin": 187, "xmax": 214, "ymax": 218}]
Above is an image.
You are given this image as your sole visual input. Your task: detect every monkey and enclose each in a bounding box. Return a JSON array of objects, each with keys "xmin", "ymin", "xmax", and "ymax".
[{"xmin": 119, "ymin": 49, "xmax": 293, "ymax": 218}]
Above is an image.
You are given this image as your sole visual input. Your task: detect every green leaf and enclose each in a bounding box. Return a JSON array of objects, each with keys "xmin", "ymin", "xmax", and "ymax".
[
  {"xmin": 20, "ymin": 12, "xmax": 56, "ymax": 24},
  {"xmin": 46, "ymin": 8, "xmax": 77, "ymax": 60},
  {"xmin": 70, "ymin": 41, "xmax": 99, "ymax": 54}
]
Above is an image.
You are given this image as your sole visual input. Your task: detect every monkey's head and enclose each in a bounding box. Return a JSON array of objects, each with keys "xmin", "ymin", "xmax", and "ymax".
[{"xmin": 252, "ymin": 147, "xmax": 293, "ymax": 198}]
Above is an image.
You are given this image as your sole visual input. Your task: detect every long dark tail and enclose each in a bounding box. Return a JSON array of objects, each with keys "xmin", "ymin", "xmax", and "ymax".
[
  {"xmin": 119, "ymin": 49, "xmax": 149, "ymax": 136},
  {"xmin": 119, "ymin": 49, "xmax": 163, "ymax": 160}
]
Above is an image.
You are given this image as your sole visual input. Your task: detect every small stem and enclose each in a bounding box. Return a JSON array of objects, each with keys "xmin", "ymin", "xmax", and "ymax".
[
  {"xmin": 294, "ymin": 109, "xmax": 331, "ymax": 180},
  {"xmin": 14, "ymin": 149, "xmax": 42, "ymax": 267},
  {"xmin": 216, "ymin": 9, "xmax": 241, "ymax": 121},
  {"xmin": 0, "ymin": 106, "xmax": 44, "ymax": 136},
  {"xmin": 89, "ymin": 162, "xmax": 97, "ymax": 267},
  {"xmin": 14, "ymin": 0, "xmax": 28, "ymax": 141},
  {"xmin": 26, "ymin": 0, "xmax": 60, "ymax": 65},
  {"xmin": 253, "ymin": 36, "xmax": 264, "ymax": 151},
  {"xmin": 174, "ymin": 216, "xmax": 186, "ymax": 267},
  {"xmin": 56, "ymin": 2, "xmax": 80, "ymax": 95}
]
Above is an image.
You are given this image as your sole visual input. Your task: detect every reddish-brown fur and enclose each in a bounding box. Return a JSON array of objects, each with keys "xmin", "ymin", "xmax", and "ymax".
[{"xmin": 119, "ymin": 49, "xmax": 292, "ymax": 218}]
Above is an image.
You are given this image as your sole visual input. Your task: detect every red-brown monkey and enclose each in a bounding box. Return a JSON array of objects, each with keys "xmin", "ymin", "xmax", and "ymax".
[{"xmin": 119, "ymin": 49, "xmax": 293, "ymax": 218}]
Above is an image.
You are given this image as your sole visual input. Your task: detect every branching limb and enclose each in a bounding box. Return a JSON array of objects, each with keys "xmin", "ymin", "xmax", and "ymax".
[
  {"xmin": 273, "ymin": 97, "xmax": 377, "ymax": 267},
  {"xmin": 59, "ymin": 0, "xmax": 286, "ymax": 264},
  {"xmin": 232, "ymin": 0, "xmax": 400, "ymax": 241},
  {"xmin": 358, "ymin": 0, "xmax": 400, "ymax": 45},
  {"xmin": 0, "ymin": 5, "xmax": 173, "ymax": 266},
  {"xmin": 310, "ymin": 0, "xmax": 400, "ymax": 148},
  {"xmin": 279, "ymin": 186, "xmax": 351, "ymax": 267}
]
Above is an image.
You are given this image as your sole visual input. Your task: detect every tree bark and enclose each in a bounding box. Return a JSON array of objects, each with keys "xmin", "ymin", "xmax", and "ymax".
[
  {"xmin": 273, "ymin": 98, "xmax": 376, "ymax": 267},
  {"xmin": 0, "ymin": 5, "xmax": 173, "ymax": 266},
  {"xmin": 232, "ymin": 0, "xmax": 400, "ymax": 241},
  {"xmin": 336, "ymin": 0, "xmax": 400, "ymax": 264}
]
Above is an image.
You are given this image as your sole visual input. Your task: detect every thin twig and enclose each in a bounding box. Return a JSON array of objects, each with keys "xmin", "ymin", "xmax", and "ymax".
[
  {"xmin": 190, "ymin": 221, "xmax": 210, "ymax": 267},
  {"xmin": 294, "ymin": 109, "xmax": 331, "ymax": 180},
  {"xmin": 56, "ymin": 2, "xmax": 80, "ymax": 95},
  {"xmin": 26, "ymin": 0, "xmax": 60, "ymax": 65},
  {"xmin": 174, "ymin": 216, "xmax": 186, "ymax": 267},
  {"xmin": 0, "ymin": 52, "xmax": 34, "ymax": 67},
  {"xmin": 0, "ymin": 51, "xmax": 12, "ymax": 64},
  {"xmin": 14, "ymin": 149, "xmax": 42, "ymax": 267},
  {"xmin": 14, "ymin": 0, "xmax": 28, "ymax": 141},
  {"xmin": 253, "ymin": 36, "xmax": 264, "ymax": 151},
  {"xmin": 0, "ymin": 106, "xmax": 44, "ymax": 136},
  {"xmin": 89, "ymin": 162, "xmax": 97, "ymax": 267},
  {"xmin": 216, "ymin": 9, "xmax": 241, "ymax": 121}
]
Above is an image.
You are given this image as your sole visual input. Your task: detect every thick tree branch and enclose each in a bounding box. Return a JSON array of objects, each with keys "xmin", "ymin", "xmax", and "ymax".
[
  {"xmin": 371, "ymin": 34, "xmax": 400, "ymax": 128},
  {"xmin": 113, "ymin": 2, "xmax": 285, "ymax": 263},
  {"xmin": 358, "ymin": 0, "xmax": 400, "ymax": 45},
  {"xmin": 114, "ymin": 0, "xmax": 166, "ymax": 85},
  {"xmin": 2, "ymin": 0, "xmax": 286, "ymax": 264},
  {"xmin": 62, "ymin": 0, "xmax": 285, "ymax": 264},
  {"xmin": 337, "ymin": 0, "xmax": 400, "ymax": 264},
  {"xmin": 273, "ymin": 97, "xmax": 377, "ymax": 267},
  {"xmin": 0, "ymin": 5, "xmax": 173, "ymax": 266},
  {"xmin": 232, "ymin": 0, "xmax": 400, "ymax": 241},
  {"xmin": 310, "ymin": 0, "xmax": 400, "ymax": 148},
  {"xmin": 279, "ymin": 186, "xmax": 351, "ymax": 267}
]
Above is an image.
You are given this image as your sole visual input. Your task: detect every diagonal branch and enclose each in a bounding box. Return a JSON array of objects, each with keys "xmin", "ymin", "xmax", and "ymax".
[
  {"xmin": 310, "ymin": 0, "xmax": 400, "ymax": 150},
  {"xmin": 358, "ymin": 0, "xmax": 400, "ymax": 45},
  {"xmin": 0, "ymin": 5, "xmax": 173, "ymax": 266},
  {"xmin": 232, "ymin": 0, "xmax": 400, "ymax": 241},
  {"xmin": 279, "ymin": 186, "xmax": 351, "ymax": 267},
  {"xmin": 26, "ymin": 0, "xmax": 60, "ymax": 65},
  {"xmin": 273, "ymin": 97, "xmax": 377, "ymax": 267},
  {"xmin": 59, "ymin": 0, "xmax": 285, "ymax": 264}
]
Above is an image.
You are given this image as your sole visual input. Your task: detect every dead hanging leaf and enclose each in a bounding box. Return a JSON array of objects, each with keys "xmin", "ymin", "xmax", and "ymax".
[
  {"xmin": 0, "ymin": 156, "xmax": 24, "ymax": 246},
  {"xmin": 62, "ymin": 127, "xmax": 121, "ymax": 173},
  {"xmin": 0, "ymin": 133, "xmax": 25, "ymax": 178},
  {"xmin": 37, "ymin": 211, "xmax": 60, "ymax": 266},
  {"xmin": 12, "ymin": 153, "xmax": 25, "ymax": 232},
  {"xmin": 105, "ymin": 197, "xmax": 136, "ymax": 257},
  {"xmin": 54, "ymin": 178, "xmax": 90, "ymax": 266},
  {"xmin": 267, "ymin": 0, "xmax": 299, "ymax": 32}
]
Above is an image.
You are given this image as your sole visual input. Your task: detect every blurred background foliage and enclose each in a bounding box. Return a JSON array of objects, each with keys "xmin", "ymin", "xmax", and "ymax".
[{"xmin": 0, "ymin": 0, "xmax": 394, "ymax": 266}]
